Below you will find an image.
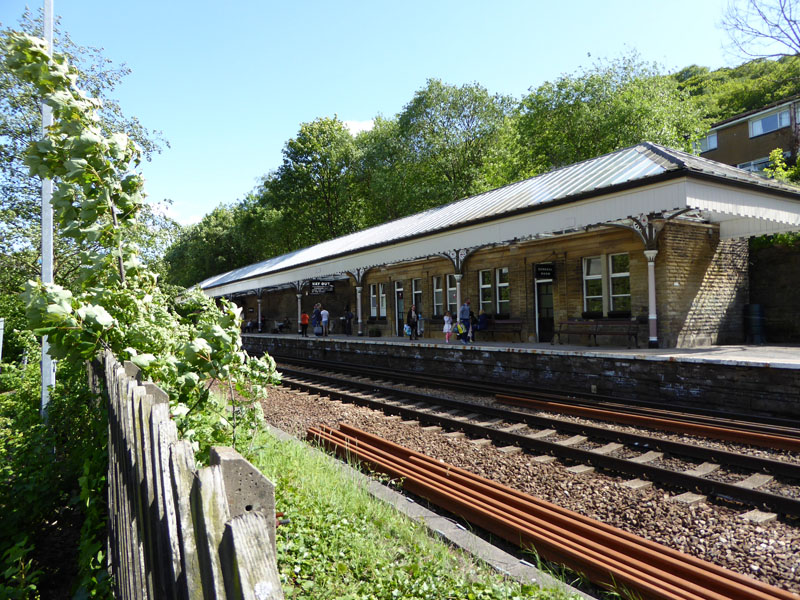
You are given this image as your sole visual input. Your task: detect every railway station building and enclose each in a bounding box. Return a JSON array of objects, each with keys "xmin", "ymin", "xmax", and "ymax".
[{"xmin": 198, "ymin": 143, "xmax": 800, "ymax": 349}]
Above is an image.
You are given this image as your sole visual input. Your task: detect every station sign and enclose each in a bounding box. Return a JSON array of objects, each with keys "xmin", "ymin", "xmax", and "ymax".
[
  {"xmin": 535, "ymin": 263, "xmax": 555, "ymax": 280},
  {"xmin": 310, "ymin": 281, "xmax": 335, "ymax": 295}
]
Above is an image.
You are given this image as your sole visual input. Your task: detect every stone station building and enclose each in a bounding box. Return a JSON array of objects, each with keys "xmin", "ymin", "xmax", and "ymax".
[{"xmin": 198, "ymin": 143, "xmax": 800, "ymax": 349}]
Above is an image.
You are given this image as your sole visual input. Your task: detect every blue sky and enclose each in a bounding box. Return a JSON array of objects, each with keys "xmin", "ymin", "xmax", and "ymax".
[{"xmin": 2, "ymin": 0, "xmax": 742, "ymax": 225}]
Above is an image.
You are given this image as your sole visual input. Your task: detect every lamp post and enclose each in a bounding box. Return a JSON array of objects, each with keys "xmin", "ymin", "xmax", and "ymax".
[{"xmin": 40, "ymin": 0, "xmax": 56, "ymax": 420}]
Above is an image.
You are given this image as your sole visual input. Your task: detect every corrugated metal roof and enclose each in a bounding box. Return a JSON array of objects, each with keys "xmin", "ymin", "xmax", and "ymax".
[{"xmin": 199, "ymin": 142, "xmax": 800, "ymax": 291}]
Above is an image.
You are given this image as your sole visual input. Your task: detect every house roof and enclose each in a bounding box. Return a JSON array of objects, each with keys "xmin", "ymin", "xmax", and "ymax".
[
  {"xmin": 709, "ymin": 94, "xmax": 800, "ymax": 130},
  {"xmin": 199, "ymin": 142, "xmax": 800, "ymax": 296}
]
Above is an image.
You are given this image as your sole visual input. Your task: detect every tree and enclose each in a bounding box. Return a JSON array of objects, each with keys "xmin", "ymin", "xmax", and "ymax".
[
  {"xmin": 262, "ymin": 116, "xmax": 362, "ymax": 248},
  {"xmin": 722, "ymin": 0, "xmax": 800, "ymax": 58},
  {"xmin": 513, "ymin": 54, "xmax": 708, "ymax": 177},
  {"xmin": 396, "ymin": 79, "xmax": 513, "ymax": 205},
  {"xmin": 0, "ymin": 10, "xmax": 167, "ymax": 292}
]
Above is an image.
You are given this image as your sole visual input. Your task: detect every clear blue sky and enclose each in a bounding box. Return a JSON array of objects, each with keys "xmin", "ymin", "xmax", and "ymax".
[{"xmin": 2, "ymin": 0, "xmax": 741, "ymax": 225}]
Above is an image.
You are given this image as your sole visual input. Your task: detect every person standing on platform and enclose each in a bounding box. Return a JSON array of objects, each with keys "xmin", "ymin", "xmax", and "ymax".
[
  {"xmin": 459, "ymin": 298, "xmax": 472, "ymax": 344},
  {"xmin": 443, "ymin": 311, "xmax": 453, "ymax": 343},
  {"xmin": 344, "ymin": 306, "xmax": 354, "ymax": 336},
  {"xmin": 311, "ymin": 303, "xmax": 321, "ymax": 329},
  {"xmin": 320, "ymin": 305, "xmax": 330, "ymax": 336},
  {"xmin": 300, "ymin": 311, "xmax": 310, "ymax": 337},
  {"xmin": 406, "ymin": 304, "xmax": 419, "ymax": 340},
  {"xmin": 475, "ymin": 309, "xmax": 489, "ymax": 342}
]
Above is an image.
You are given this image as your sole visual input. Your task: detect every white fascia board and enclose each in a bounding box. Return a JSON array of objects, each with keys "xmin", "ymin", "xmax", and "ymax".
[{"xmin": 686, "ymin": 180, "xmax": 800, "ymax": 238}]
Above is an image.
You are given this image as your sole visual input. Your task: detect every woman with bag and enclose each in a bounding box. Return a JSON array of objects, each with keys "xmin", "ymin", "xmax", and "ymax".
[{"xmin": 406, "ymin": 304, "xmax": 419, "ymax": 340}]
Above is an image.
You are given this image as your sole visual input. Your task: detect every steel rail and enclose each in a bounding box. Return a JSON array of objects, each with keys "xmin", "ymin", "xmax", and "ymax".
[
  {"xmin": 308, "ymin": 424, "xmax": 798, "ymax": 600},
  {"xmin": 273, "ymin": 355, "xmax": 800, "ymax": 435},
  {"xmin": 282, "ymin": 372, "xmax": 800, "ymax": 481},
  {"xmin": 496, "ymin": 394, "xmax": 800, "ymax": 453},
  {"xmin": 284, "ymin": 374, "xmax": 800, "ymax": 516}
]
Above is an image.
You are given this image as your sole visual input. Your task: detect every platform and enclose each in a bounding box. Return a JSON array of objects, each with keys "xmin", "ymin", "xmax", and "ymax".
[{"xmin": 243, "ymin": 333, "xmax": 800, "ymax": 419}]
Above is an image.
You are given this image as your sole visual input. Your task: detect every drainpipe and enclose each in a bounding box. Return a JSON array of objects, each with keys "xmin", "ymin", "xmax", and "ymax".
[
  {"xmin": 644, "ymin": 250, "xmax": 659, "ymax": 348},
  {"xmin": 356, "ymin": 286, "xmax": 363, "ymax": 336}
]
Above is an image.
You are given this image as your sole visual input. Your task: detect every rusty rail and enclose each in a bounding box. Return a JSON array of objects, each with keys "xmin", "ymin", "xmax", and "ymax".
[
  {"xmin": 307, "ymin": 423, "xmax": 799, "ymax": 600},
  {"xmin": 496, "ymin": 394, "xmax": 800, "ymax": 453}
]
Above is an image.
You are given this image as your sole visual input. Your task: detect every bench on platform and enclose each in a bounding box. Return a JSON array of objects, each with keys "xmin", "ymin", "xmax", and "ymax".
[
  {"xmin": 553, "ymin": 318, "xmax": 638, "ymax": 348},
  {"xmin": 479, "ymin": 318, "xmax": 523, "ymax": 342}
]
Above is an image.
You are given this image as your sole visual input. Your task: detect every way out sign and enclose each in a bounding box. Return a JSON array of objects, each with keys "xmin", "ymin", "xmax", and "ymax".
[{"xmin": 310, "ymin": 281, "xmax": 335, "ymax": 295}]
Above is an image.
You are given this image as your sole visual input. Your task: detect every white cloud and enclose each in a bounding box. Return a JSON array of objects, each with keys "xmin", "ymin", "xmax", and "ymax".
[{"xmin": 343, "ymin": 119, "xmax": 375, "ymax": 136}]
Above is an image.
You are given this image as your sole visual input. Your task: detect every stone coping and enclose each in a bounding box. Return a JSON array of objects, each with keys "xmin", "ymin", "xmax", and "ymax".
[{"xmin": 246, "ymin": 333, "xmax": 800, "ymax": 371}]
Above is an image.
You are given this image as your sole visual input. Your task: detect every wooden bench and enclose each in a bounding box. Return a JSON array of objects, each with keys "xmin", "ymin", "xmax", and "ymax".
[
  {"xmin": 553, "ymin": 319, "xmax": 638, "ymax": 348},
  {"xmin": 478, "ymin": 318, "xmax": 523, "ymax": 342}
]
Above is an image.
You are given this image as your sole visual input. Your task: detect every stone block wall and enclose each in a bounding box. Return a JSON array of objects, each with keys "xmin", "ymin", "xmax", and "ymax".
[
  {"xmin": 658, "ymin": 222, "xmax": 749, "ymax": 347},
  {"xmin": 246, "ymin": 336, "xmax": 800, "ymax": 419}
]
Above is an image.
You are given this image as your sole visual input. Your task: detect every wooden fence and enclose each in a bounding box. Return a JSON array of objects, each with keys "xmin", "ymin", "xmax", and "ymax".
[{"xmin": 99, "ymin": 350, "xmax": 283, "ymax": 599}]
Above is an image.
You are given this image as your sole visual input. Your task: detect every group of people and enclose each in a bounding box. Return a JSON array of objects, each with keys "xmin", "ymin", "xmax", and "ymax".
[
  {"xmin": 300, "ymin": 304, "xmax": 355, "ymax": 337},
  {"xmin": 442, "ymin": 298, "xmax": 487, "ymax": 344}
]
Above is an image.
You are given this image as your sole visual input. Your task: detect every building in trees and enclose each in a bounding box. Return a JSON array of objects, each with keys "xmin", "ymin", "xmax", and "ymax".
[
  {"xmin": 698, "ymin": 95, "xmax": 800, "ymax": 172},
  {"xmin": 197, "ymin": 143, "xmax": 800, "ymax": 348}
]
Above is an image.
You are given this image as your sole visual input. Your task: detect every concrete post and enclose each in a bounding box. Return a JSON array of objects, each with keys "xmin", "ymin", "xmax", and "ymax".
[
  {"xmin": 356, "ymin": 286, "xmax": 363, "ymax": 336},
  {"xmin": 644, "ymin": 250, "xmax": 658, "ymax": 348},
  {"xmin": 296, "ymin": 294, "xmax": 302, "ymax": 334}
]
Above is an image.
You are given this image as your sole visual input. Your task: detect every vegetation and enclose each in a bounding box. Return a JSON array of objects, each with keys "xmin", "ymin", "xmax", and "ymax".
[{"xmin": 1, "ymin": 31, "xmax": 279, "ymax": 598}]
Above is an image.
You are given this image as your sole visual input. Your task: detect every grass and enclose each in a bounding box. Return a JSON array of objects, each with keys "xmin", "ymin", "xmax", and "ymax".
[{"xmin": 247, "ymin": 429, "xmax": 582, "ymax": 600}]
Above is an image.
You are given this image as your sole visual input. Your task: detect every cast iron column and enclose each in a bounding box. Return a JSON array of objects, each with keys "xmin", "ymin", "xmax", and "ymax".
[
  {"xmin": 644, "ymin": 249, "xmax": 658, "ymax": 348},
  {"xmin": 356, "ymin": 286, "xmax": 363, "ymax": 336}
]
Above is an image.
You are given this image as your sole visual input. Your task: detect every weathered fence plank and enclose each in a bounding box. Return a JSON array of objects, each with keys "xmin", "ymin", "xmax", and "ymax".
[{"xmin": 101, "ymin": 351, "xmax": 283, "ymax": 599}]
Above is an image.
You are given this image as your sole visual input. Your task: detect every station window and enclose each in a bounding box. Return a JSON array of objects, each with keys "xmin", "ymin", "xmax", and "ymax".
[
  {"xmin": 495, "ymin": 267, "xmax": 510, "ymax": 315},
  {"xmin": 749, "ymin": 109, "xmax": 790, "ymax": 137},
  {"xmin": 478, "ymin": 269, "xmax": 493, "ymax": 314},
  {"xmin": 378, "ymin": 283, "xmax": 387, "ymax": 318},
  {"xmin": 412, "ymin": 278, "xmax": 422, "ymax": 310},
  {"xmin": 432, "ymin": 276, "xmax": 443, "ymax": 315},
  {"xmin": 369, "ymin": 284, "xmax": 378, "ymax": 317},
  {"xmin": 609, "ymin": 253, "xmax": 631, "ymax": 313},
  {"xmin": 446, "ymin": 274, "xmax": 458, "ymax": 314},
  {"xmin": 583, "ymin": 256, "xmax": 603, "ymax": 314}
]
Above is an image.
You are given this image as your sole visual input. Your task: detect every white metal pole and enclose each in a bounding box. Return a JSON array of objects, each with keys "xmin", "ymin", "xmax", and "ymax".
[
  {"xmin": 644, "ymin": 250, "xmax": 659, "ymax": 349},
  {"xmin": 0, "ymin": 318, "xmax": 5, "ymax": 364},
  {"xmin": 41, "ymin": 0, "xmax": 55, "ymax": 420}
]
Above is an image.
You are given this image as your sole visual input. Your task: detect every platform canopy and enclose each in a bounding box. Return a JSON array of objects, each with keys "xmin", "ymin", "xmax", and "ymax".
[{"xmin": 199, "ymin": 142, "xmax": 800, "ymax": 298}]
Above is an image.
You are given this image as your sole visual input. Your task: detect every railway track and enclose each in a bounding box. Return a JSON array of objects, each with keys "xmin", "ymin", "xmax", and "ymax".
[
  {"xmin": 280, "ymin": 367, "xmax": 800, "ymax": 518},
  {"xmin": 273, "ymin": 355, "xmax": 800, "ymax": 444},
  {"xmin": 308, "ymin": 423, "xmax": 798, "ymax": 600}
]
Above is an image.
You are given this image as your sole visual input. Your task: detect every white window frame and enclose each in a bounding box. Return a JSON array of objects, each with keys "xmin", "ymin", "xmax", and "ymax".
[
  {"xmin": 609, "ymin": 253, "xmax": 631, "ymax": 313},
  {"xmin": 495, "ymin": 267, "xmax": 510, "ymax": 315},
  {"xmin": 412, "ymin": 278, "xmax": 422, "ymax": 311},
  {"xmin": 446, "ymin": 274, "xmax": 458, "ymax": 314},
  {"xmin": 749, "ymin": 109, "xmax": 790, "ymax": 138},
  {"xmin": 696, "ymin": 132, "xmax": 717, "ymax": 153},
  {"xmin": 432, "ymin": 276, "xmax": 443, "ymax": 316},
  {"xmin": 582, "ymin": 256, "xmax": 603, "ymax": 314},
  {"xmin": 378, "ymin": 283, "xmax": 387, "ymax": 318},
  {"xmin": 478, "ymin": 269, "xmax": 493, "ymax": 314},
  {"xmin": 369, "ymin": 284, "xmax": 377, "ymax": 317}
]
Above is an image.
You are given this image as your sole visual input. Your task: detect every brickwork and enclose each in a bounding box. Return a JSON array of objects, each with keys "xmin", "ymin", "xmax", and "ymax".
[{"xmin": 750, "ymin": 244, "xmax": 800, "ymax": 343}]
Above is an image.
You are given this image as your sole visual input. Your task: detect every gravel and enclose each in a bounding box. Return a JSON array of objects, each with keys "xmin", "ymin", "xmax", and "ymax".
[{"xmin": 260, "ymin": 382, "xmax": 800, "ymax": 593}]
